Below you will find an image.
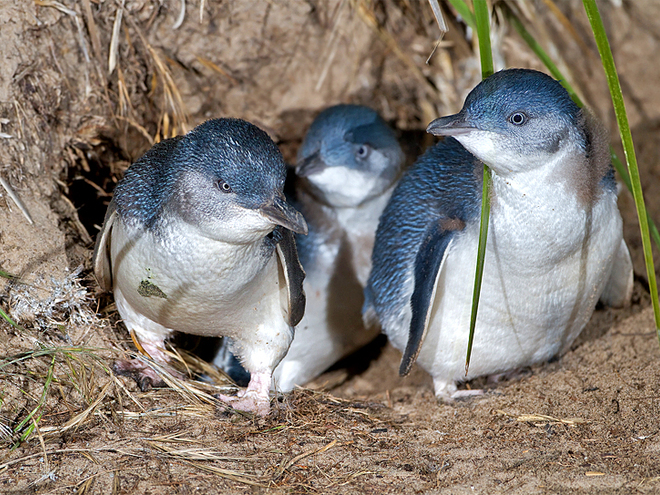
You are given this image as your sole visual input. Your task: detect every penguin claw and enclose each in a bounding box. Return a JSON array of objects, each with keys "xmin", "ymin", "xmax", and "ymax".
[
  {"xmin": 216, "ymin": 371, "xmax": 273, "ymax": 416},
  {"xmin": 216, "ymin": 393, "xmax": 271, "ymax": 417},
  {"xmin": 112, "ymin": 359, "xmax": 167, "ymax": 390}
]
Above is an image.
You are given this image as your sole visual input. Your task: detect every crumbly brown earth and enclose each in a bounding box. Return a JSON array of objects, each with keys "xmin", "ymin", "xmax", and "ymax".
[{"xmin": 1, "ymin": 1, "xmax": 659, "ymax": 493}]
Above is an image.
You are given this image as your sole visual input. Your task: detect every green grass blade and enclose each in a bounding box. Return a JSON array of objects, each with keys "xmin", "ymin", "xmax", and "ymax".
[
  {"xmin": 582, "ymin": 0, "xmax": 660, "ymax": 336},
  {"xmin": 12, "ymin": 354, "xmax": 56, "ymax": 449},
  {"xmin": 610, "ymin": 153, "xmax": 660, "ymax": 249},
  {"xmin": 447, "ymin": 0, "xmax": 476, "ymax": 31},
  {"xmin": 464, "ymin": 0, "xmax": 493, "ymax": 375},
  {"xmin": 0, "ymin": 306, "xmax": 20, "ymax": 329},
  {"xmin": 0, "ymin": 267, "xmax": 24, "ymax": 330},
  {"xmin": 474, "ymin": 0, "xmax": 494, "ymax": 79},
  {"xmin": 466, "ymin": 164, "xmax": 491, "ymax": 374},
  {"xmin": 0, "ymin": 268, "xmax": 17, "ymax": 279}
]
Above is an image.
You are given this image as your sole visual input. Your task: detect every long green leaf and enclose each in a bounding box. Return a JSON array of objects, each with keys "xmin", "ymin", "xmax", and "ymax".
[
  {"xmin": 464, "ymin": 0, "xmax": 493, "ymax": 375},
  {"xmin": 582, "ymin": 0, "xmax": 660, "ymax": 336},
  {"xmin": 12, "ymin": 354, "xmax": 56, "ymax": 449},
  {"xmin": 0, "ymin": 268, "xmax": 17, "ymax": 280},
  {"xmin": 0, "ymin": 306, "xmax": 20, "ymax": 329},
  {"xmin": 474, "ymin": 1, "xmax": 494, "ymax": 79},
  {"xmin": 507, "ymin": 13, "xmax": 583, "ymax": 107},
  {"xmin": 447, "ymin": 0, "xmax": 476, "ymax": 31}
]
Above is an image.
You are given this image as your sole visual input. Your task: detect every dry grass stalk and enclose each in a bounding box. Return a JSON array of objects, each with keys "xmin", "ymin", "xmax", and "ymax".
[
  {"xmin": 76, "ymin": 474, "xmax": 97, "ymax": 494},
  {"xmin": 352, "ymin": 0, "xmax": 437, "ymax": 95},
  {"xmin": 1, "ymin": 343, "xmax": 131, "ymax": 445},
  {"xmin": 59, "ymin": 194, "xmax": 93, "ymax": 244},
  {"xmin": 0, "ymin": 177, "xmax": 34, "ymax": 225},
  {"xmin": 114, "ymin": 115, "xmax": 154, "ymax": 144},
  {"xmin": 173, "ymin": 0, "xmax": 186, "ymax": 29},
  {"xmin": 505, "ymin": 0, "xmax": 591, "ymax": 103},
  {"xmin": 108, "ymin": 0, "xmax": 125, "ymax": 75},
  {"xmin": 124, "ymin": 352, "xmax": 236, "ymax": 407},
  {"xmin": 178, "ymin": 459, "xmax": 265, "ymax": 487},
  {"xmin": 315, "ymin": 0, "xmax": 348, "ymax": 91},
  {"xmin": 81, "ymin": 0, "xmax": 103, "ymax": 65},
  {"xmin": 195, "ymin": 56, "xmax": 239, "ymax": 84},
  {"xmin": 39, "ymin": 381, "xmax": 112, "ymax": 436},
  {"xmin": 539, "ymin": 0, "xmax": 592, "ymax": 55},
  {"xmin": 496, "ymin": 410, "xmax": 587, "ymax": 426},
  {"xmin": 35, "ymin": 0, "xmax": 93, "ymax": 96},
  {"xmin": 272, "ymin": 439, "xmax": 339, "ymax": 480},
  {"xmin": 145, "ymin": 440, "xmax": 253, "ymax": 462},
  {"xmin": 108, "ymin": 7, "xmax": 189, "ymax": 140},
  {"xmin": 116, "ymin": 66, "xmax": 132, "ymax": 117},
  {"xmin": 115, "ymin": 402, "xmax": 215, "ymax": 421},
  {"xmin": 426, "ymin": 0, "xmax": 448, "ymax": 63}
]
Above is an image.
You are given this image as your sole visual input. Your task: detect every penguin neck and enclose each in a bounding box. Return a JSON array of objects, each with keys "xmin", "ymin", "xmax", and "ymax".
[
  {"xmin": 489, "ymin": 141, "xmax": 598, "ymax": 213},
  {"xmin": 334, "ymin": 185, "xmax": 395, "ymax": 287},
  {"xmin": 334, "ymin": 184, "xmax": 393, "ymax": 230},
  {"xmin": 299, "ymin": 182, "xmax": 395, "ymax": 287}
]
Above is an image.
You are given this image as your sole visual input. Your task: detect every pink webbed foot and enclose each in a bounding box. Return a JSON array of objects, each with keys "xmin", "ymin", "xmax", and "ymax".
[
  {"xmin": 451, "ymin": 389, "xmax": 485, "ymax": 399},
  {"xmin": 434, "ymin": 378, "xmax": 485, "ymax": 402},
  {"xmin": 217, "ymin": 372, "xmax": 272, "ymax": 417},
  {"xmin": 113, "ymin": 359, "xmax": 167, "ymax": 391},
  {"xmin": 113, "ymin": 336, "xmax": 182, "ymax": 391}
]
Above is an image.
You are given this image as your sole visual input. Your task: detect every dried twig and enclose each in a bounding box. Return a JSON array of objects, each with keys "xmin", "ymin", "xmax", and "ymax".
[{"xmin": 0, "ymin": 177, "xmax": 34, "ymax": 225}]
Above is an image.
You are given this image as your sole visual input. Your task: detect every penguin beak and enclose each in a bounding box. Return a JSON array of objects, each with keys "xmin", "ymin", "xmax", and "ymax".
[
  {"xmin": 426, "ymin": 112, "xmax": 477, "ymax": 137},
  {"xmin": 260, "ymin": 196, "xmax": 308, "ymax": 235},
  {"xmin": 295, "ymin": 151, "xmax": 326, "ymax": 177}
]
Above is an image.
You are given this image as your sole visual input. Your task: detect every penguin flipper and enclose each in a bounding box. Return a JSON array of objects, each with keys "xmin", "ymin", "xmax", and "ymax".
[
  {"xmin": 600, "ymin": 238, "xmax": 633, "ymax": 308},
  {"xmin": 399, "ymin": 220, "xmax": 457, "ymax": 376},
  {"xmin": 92, "ymin": 201, "xmax": 117, "ymax": 292},
  {"xmin": 276, "ymin": 228, "xmax": 307, "ymax": 327}
]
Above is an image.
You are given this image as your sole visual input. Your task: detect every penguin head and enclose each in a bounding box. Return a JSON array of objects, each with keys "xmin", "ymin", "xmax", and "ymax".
[
  {"xmin": 296, "ymin": 105, "xmax": 404, "ymax": 208},
  {"xmin": 427, "ymin": 69, "xmax": 583, "ymax": 176},
  {"xmin": 169, "ymin": 118, "xmax": 307, "ymax": 243}
]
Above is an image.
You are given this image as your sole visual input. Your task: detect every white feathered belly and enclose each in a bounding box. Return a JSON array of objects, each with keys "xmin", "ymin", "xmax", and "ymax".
[
  {"xmin": 404, "ymin": 192, "xmax": 623, "ymax": 384},
  {"xmin": 111, "ymin": 220, "xmax": 285, "ymax": 340}
]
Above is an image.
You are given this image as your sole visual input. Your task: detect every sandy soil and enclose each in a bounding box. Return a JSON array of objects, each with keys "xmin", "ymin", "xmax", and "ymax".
[{"xmin": 1, "ymin": 1, "xmax": 659, "ymax": 494}]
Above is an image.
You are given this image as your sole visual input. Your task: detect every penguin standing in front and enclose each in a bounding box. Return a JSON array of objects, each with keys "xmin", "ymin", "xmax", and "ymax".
[
  {"xmin": 93, "ymin": 118, "xmax": 307, "ymax": 416},
  {"xmin": 365, "ymin": 69, "xmax": 633, "ymax": 399}
]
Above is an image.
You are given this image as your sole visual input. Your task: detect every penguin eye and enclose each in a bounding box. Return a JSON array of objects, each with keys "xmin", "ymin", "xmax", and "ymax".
[
  {"xmin": 356, "ymin": 144, "xmax": 370, "ymax": 159},
  {"xmin": 217, "ymin": 180, "xmax": 232, "ymax": 193},
  {"xmin": 509, "ymin": 112, "xmax": 527, "ymax": 125}
]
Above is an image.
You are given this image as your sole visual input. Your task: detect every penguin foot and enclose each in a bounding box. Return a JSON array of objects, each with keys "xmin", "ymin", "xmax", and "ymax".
[
  {"xmin": 486, "ymin": 367, "xmax": 531, "ymax": 385},
  {"xmin": 216, "ymin": 371, "xmax": 272, "ymax": 416},
  {"xmin": 433, "ymin": 378, "xmax": 486, "ymax": 402},
  {"xmin": 112, "ymin": 359, "xmax": 167, "ymax": 391},
  {"xmin": 451, "ymin": 389, "xmax": 485, "ymax": 399}
]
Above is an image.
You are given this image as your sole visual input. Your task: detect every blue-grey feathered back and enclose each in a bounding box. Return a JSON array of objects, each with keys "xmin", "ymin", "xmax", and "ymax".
[{"xmin": 366, "ymin": 137, "xmax": 482, "ymax": 322}]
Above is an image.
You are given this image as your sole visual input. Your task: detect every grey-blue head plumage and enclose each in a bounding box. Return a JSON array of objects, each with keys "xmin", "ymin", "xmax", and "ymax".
[
  {"xmin": 296, "ymin": 104, "xmax": 404, "ymax": 207},
  {"xmin": 427, "ymin": 68, "xmax": 613, "ymax": 195},
  {"xmin": 113, "ymin": 118, "xmax": 307, "ymax": 236}
]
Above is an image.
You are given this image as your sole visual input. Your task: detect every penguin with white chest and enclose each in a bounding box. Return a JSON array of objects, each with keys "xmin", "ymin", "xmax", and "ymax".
[
  {"xmin": 93, "ymin": 118, "xmax": 307, "ymax": 416},
  {"xmin": 365, "ymin": 69, "xmax": 633, "ymax": 399}
]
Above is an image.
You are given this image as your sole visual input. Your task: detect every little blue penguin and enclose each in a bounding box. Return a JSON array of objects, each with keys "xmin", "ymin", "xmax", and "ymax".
[
  {"xmin": 92, "ymin": 118, "xmax": 308, "ymax": 416},
  {"xmin": 216, "ymin": 104, "xmax": 405, "ymax": 391},
  {"xmin": 364, "ymin": 68, "xmax": 633, "ymax": 400}
]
